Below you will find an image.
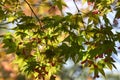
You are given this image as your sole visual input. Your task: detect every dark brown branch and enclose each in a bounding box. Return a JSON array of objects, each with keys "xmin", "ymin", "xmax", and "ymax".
[
  {"xmin": 24, "ymin": 0, "xmax": 42, "ymax": 28},
  {"xmin": 73, "ymin": 0, "xmax": 80, "ymax": 13}
]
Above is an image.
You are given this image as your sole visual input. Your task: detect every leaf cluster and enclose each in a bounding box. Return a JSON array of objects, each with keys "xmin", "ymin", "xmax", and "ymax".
[{"xmin": 1, "ymin": 0, "xmax": 120, "ymax": 79}]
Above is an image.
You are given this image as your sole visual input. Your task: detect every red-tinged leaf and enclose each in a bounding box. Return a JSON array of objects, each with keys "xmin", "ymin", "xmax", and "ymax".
[
  {"xmin": 94, "ymin": 64, "xmax": 98, "ymax": 69},
  {"xmin": 41, "ymin": 66, "xmax": 46, "ymax": 71},
  {"xmin": 92, "ymin": 9, "xmax": 99, "ymax": 14},
  {"xmin": 88, "ymin": 60, "xmax": 94, "ymax": 64},
  {"xmin": 81, "ymin": 59, "xmax": 87, "ymax": 64},
  {"xmin": 98, "ymin": 54, "xmax": 104, "ymax": 58},
  {"xmin": 87, "ymin": 2, "xmax": 94, "ymax": 5}
]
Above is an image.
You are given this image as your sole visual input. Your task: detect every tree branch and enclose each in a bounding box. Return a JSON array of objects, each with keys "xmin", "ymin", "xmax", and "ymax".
[
  {"xmin": 73, "ymin": 0, "xmax": 80, "ymax": 13},
  {"xmin": 24, "ymin": 0, "xmax": 42, "ymax": 28}
]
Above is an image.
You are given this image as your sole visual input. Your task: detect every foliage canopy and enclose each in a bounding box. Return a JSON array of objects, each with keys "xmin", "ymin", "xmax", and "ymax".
[{"xmin": 1, "ymin": 0, "xmax": 120, "ymax": 79}]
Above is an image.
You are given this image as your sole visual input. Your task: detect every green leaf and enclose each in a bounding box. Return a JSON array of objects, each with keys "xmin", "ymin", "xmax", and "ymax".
[
  {"xmin": 103, "ymin": 15, "xmax": 111, "ymax": 25},
  {"xmin": 106, "ymin": 63, "xmax": 113, "ymax": 70},
  {"xmin": 16, "ymin": 31, "xmax": 28, "ymax": 39},
  {"xmin": 0, "ymin": 9, "xmax": 5, "ymax": 20},
  {"xmin": 3, "ymin": 33, "xmax": 16, "ymax": 53},
  {"xmin": 94, "ymin": 69, "xmax": 99, "ymax": 78},
  {"xmin": 77, "ymin": 36, "xmax": 85, "ymax": 45},
  {"xmin": 54, "ymin": 0, "xmax": 67, "ymax": 11},
  {"xmin": 50, "ymin": 75, "xmax": 56, "ymax": 80},
  {"xmin": 115, "ymin": 7, "xmax": 120, "ymax": 18},
  {"xmin": 17, "ymin": 23, "xmax": 38, "ymax": 30},
  {"xmin": 112, "ymin": 63, "xmax": 117, "ymax": 69},
  {"xmin": 98, "ymin": 68, "xmax": 105, "ymax": 77}
]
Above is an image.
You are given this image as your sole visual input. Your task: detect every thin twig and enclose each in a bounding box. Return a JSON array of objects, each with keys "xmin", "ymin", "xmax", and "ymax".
[
  {"xmin": 73, "ymin": 0, "xmax": 86, "ymax": 29},
  {"xmin": 24, "ymin": 0, "xmax": 42, "ymax": 28},
  {"xmin": 92, "ymin": 0, "xmax": 97, "ymax": 9},
  {"xmin": 24, "ymin": 0, "xmax": 43, "ymax": 55},
  {"xmin": 73, "ymin": 0, "xmax": 80, "ymax": 13}
]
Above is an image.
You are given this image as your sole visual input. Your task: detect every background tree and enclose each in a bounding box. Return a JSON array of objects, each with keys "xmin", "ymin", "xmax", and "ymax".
[{"xmin": 1, "ymin": 0, "xmax": 120, "ymax": 80}]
